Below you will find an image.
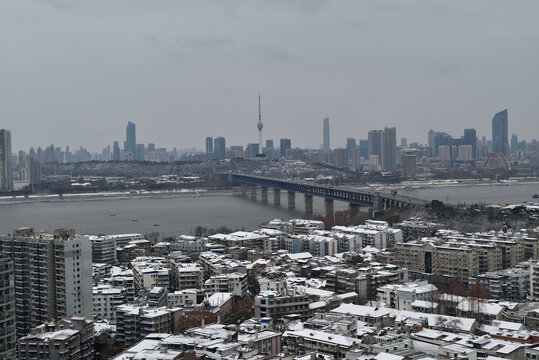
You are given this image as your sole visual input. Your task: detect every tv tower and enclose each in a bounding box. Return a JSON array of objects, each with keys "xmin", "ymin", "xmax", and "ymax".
[{"xmin": 257, "ymin": 93, "xmax": 263, "ymax": 155}]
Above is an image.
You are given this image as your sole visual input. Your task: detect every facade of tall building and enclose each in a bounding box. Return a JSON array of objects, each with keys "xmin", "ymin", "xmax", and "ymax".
[
  {"xmin": 112, "ymin": 141, "xmax": 121, "ymax": 161},
  {"xmin": 28, "ymin": 157, "xmax": 41, "ymax": 187},
  {"xmin": 206, "ymin": 137, "xmax": 213, "ymax": 153},
  {"xmin": 0, "ymin": 257, "xmax": 16, "ymax": 358},
  {"xmin": 0, "ymin": 129, "xmax": 13, "ymax": 191},
  {"xmin": 0, "ymin": 228, "xmax": 93, "ymax": 338},
  {"xmin": 359, "ymin": 139, "xmax": 369, "ymax": 159},
  {"xmin": 214, "ymin": 137, "xmax": 226, "ymax": 160},
  {"xmin": 382, "ymin": 127, "xmax": 397, "ymax": 171},
  {"xmin": 401, "ymin": 152, "xmax": 417, "ymax": 178},
  {"xmin": 346, "ymin": 138, "xmax": 356, "ymax": 161},
  {"xmin": 463, "ymin": 128, "xmax": 477, "ymax": 158},
  {"xmin": 322, "ymin": 117, "xmax": 330, "ymax": 150},
  {"xmin": 334, "ymin": 148, "xmax": 347, "ymax": 168},
  {"xmin": 510, "ymin": 134, "xmax": 518, "ymax": 155},
  {"xmin": 492, "ymin": 109, "xmax": 508, "ymax": 155},
  {"xmin": 136, "ymin": 144, "xmax": 145, "ymax": 161},
  {"xmin": 125, "ymin": 122, "xmax": 136, "ymax": 157},
  {"xmin": 368, "ymin": 130, "xmax": 383, "ymax": 158},
  {"xmin": 280, "ymin": 138, "xmax": 291, "ymax": 158}
]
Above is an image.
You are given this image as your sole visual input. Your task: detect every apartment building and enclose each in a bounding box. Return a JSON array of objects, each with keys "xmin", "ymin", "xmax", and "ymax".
[
  {"xmin": 18, "ymin": 316, "xmax": 94, "ymax": 360},
  {"xmin": 169, "ymin": 264, "xmax": 203, "ymax": 291},
  {"xmin": 93, "ymin": 284, "xmax": 127, "ymax": 322},
  {"xmin": 471, "ymin": 268, "xmax": 529, "ymax": 301},
  {"xmin": 254, "ymin": 291, "xmax": 311, "ymax": 319},
  {"xmin": 131, "ymin": 257, "xmax": 169, "ymax": 295},
  {"xmin": 204, "ymin": 273, "xmax": 248, "ymax": 297},
  {"xmin": 115, "ymin": 305, "xmax": 183, "ymax": 345},
  {"xmin": 88, "ymin": 234, "xmax": 117, "ymax": 264},
  {"xmin": 282, "ymin": 329, "xmax": 360, "ymax": 358},
  {"xmin": 0, "ymin": 257, "xmax": 16, "ymax": 359},
  {"xmin": 167, "ymin": 289, "xmax": 204, "ymax": 308},
  {"xmin": 377, "ymin": 281, "xmax": 437, "ymax": 311},
  {"xmin": 0, "ymin": 228, "xmax": 92, "ymax": 338},
  {"xmin": 393, "ymin": 241, "xmax": 480, "ymax": 281}
]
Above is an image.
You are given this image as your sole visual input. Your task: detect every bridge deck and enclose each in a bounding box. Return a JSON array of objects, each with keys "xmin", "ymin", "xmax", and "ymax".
[{"xmin": 217, "ymin": 173, "xmax": 428, "ymax": 207}]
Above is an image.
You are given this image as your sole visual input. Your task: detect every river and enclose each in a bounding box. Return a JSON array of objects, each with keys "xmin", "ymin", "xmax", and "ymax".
[{"xmin": 0, "ymin": 182, "xmax": 537, "ymax": 237}]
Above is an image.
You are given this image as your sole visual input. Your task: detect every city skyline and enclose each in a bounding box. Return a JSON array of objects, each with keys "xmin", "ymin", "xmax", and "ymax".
[{"xmin": 2, "ymin": 1, "xmax": 538, "ymax": 152}]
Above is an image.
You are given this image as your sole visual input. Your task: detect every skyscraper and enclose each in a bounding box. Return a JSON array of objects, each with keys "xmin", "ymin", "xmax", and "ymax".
[
  {"xmin": 206, "ymin": 137, "xmax": 213, "ymax": 153},
  {"xmin": 382, "ymin": 127, "xmax": 397, "ymax": 171},
  {"xmin": 214, "ymin": 137, "xmax": 226, "ymax": 160},
  {"xmin": 492, "ymin": 109, "xmax": 508, "ymax": 155},
  {"xmin": 125, "ymin": 122, "xmax": 136, "ymax": 157},
  {"xmin": 463, "ymin": 128, "xmax": 477, "ymax": 159},
  {"xmin": 0, "ymin": 228, "xmax": 92, "ymax": 338},
  {"xmin": 280, "ymin": 138, "xmax": 291, "ymax": 158},
  {"xmin": 0, "ymin": 257, "xmax": 16, "ymax": 358},
  {"xmin": 510, "ymin": 134, "xmax": 518, "ymax": 155},
  {"xmin": 323, "ymin": 117, "xmax": 330, "ymax": 150},
  {"xmin": 113, "ymin": 141, "xmax": 121, "ymax": 161},
  {"xmin": 346, "ymin": 138, "xmax": 356, "ymax": 161},
  {"xmin": 0, "ymin": 129, "xmax": 13, "ymax": 191},
  {"xmin": 368, "ymin": 130, "xmax": 383, "ymax": 158}
]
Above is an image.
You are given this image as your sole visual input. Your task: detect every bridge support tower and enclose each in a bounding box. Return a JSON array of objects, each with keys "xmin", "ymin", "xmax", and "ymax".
[
  {"xmin": 304, "ymin": 195, "xmax": 313, "ymax": 215},
  {"xmin": 288, "ymin": 191, "xmax": 295, "ymax": 209},
  {"xmin": 250, "ymin": 185, "xmax": 257, "ymax": 200},
  {"xmin": 273, "ymin": 189, "xmax": 281, "ymax": 206},
  {"xmin": 241, "ymin": 183, "xmax": 247, "ymax": 197},
  {"xmin": 349, "ymin": 203, "xmax": 360, "ymax": 218},
  {"xmin": 325, "ymin": 198, "xmax": 334, "ymax": 222},
  {"xmin": 261, "ymin": 186, "xmax": 268, "ymax": 203}
]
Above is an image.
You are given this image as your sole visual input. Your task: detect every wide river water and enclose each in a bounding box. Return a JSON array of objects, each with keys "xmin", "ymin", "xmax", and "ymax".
[{"xmin": 0, "ymin": 182, "xmax": 537, "ymax": 237}]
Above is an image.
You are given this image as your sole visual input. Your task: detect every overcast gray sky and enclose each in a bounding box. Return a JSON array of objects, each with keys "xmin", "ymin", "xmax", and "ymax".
[{"xmin": 1, "ymin": 0, "xmax": 538, "ymax": 152}]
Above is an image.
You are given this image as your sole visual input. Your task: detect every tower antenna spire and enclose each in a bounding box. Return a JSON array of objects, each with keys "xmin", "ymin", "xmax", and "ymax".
[{"xmin": 257, "ymin": 93, "xmax": 264, "ymax": 156}]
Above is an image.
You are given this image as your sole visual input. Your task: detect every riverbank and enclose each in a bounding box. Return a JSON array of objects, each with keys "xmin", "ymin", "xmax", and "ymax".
[{"xmin": 0, "ymin": 188, "xmax": 236, "ymax": 205}]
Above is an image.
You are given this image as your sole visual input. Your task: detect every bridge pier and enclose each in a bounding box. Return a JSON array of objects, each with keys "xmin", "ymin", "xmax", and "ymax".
[
  {"xmin": 324, "ymin": 198, "xmax": 334, "ymax": 222},
  {"xmin": 261, "ymin": 186, "xmax": 268, "ymax": 203},
  {"xmin": 288, "ymin": 191, "xmax": 295, "ymax": 209},
  {"xmin": 349, "ymin": 203, "xmax": 360, "ymax": 218},
  {"xmin": 250, "ymin": 185, "xmax": 257, "ymax": 200},
  {"xmin": 273, "ymin": 189, "xmax": 281, "ymax": 206},
  {"xmin": 304, "ymin": 194, "xmax": 313, "ymax": 215},
  {"xmin": 241, "ymin": 183, "xmax": 247, "ymax": 197}
]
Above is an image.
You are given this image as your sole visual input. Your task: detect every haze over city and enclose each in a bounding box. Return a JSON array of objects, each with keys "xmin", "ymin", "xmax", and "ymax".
[{"xmin": 2, "ymin": 0, "xmax": 539, "ymax": 152}]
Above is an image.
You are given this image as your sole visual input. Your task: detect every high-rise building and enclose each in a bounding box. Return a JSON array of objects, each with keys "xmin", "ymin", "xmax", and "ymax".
[
  {"xmin": 359, "ymin": 139, "xmax": 369, "ymax": 159},
  {"xmin": 28, "ymin": 157, "xmax": 41, "ymax": 187},
  {"xmin": 113, "ymin": 141, "xmax": 121, "ymax": 161},
  {"xmin": 206, "ymin": 137, "xmax": 213, "ymax": 153},
  {"xmin": 510, "ymin": 134, "xmax": 518, "ymax": 155},
  {"xmin": 264, "ymin": 139, "xmax": 274, "ymax": 159},
  {"xmin": 323, "ymin": 117, "xmax": 330, "ymax": 150},
  {"xmin": 400, "ymin": 138, "xmax": 407, "ymax": 148},
  {"xmin": 368, "ymin": 130, "xmax": 383, "ymax": 158},
  {"xmin": 401, "ymin": 151, "xmax": 417, "ymax": 178},
  {"xmin": 125, "ymin": 122, "xmax": 136, "ymax": 157},
  {"xmin": 492, "ymin": 109, "xmax": 508, "ymax": 155},
  {"xmin": 214, "ymin": 137, "xmax": 226, "ymax": 160},
  {"xmin": 136, "ymin": 144, "xmax": 145, "ymax": 161},
  {"xmin": 245, "ymin": 143, "xmax": 259, "ymax": 158},
  {"xmin": 382, "ymin": 127, "xmax": 397, "ymax": 171},
  {"xmin": 0, "ymin": 129, "xmax": 13, "ymax": 191},
  {"xmin": 463, "ymin": 128, "xmax": 477, "ymax": 158},
  {"xmin": 346, "ymin": 138, "xmax": 356, "ymax": 161},
  {"xmin": 0, "ymin": 228, "xmax": 93, "ymax": 338},
  {"xmin": 334, "ymin": 148, "xmax": 347, "ymax": 168},
  {"xmin": 280, "ymin": 138, "xmax": 291, "ymax": 158},
  {"xmin": 0, "ymin": 257, "xmax": 16, "ymax": 358}
]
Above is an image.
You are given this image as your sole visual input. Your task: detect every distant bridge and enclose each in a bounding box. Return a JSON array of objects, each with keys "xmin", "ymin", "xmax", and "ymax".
[{"xmin": 217, "ymin": 173, "xmax": 428, "ymax": 217}]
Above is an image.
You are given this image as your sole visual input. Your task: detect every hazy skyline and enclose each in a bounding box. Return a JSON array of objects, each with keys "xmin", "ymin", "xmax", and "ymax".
[{"xmin": 1, "ymin": 0, "xmax": 538, "ymax": 152}]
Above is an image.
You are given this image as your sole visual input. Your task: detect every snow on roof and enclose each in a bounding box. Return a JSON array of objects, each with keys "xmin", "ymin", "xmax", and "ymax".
[
  {"xmin": 283, "ymin": 329, "xmax": 359, "ymax": 347},
  {"xmin": 374, "ymin": 353, "xmax": 404, "ymax": 360},
  {"xmin": 284, "ymin": 252, "xmax": 313, "ymax": 260},
  {"xmin": 457, "ymin": 301, "xmax": 503, "ymax": 316}
]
